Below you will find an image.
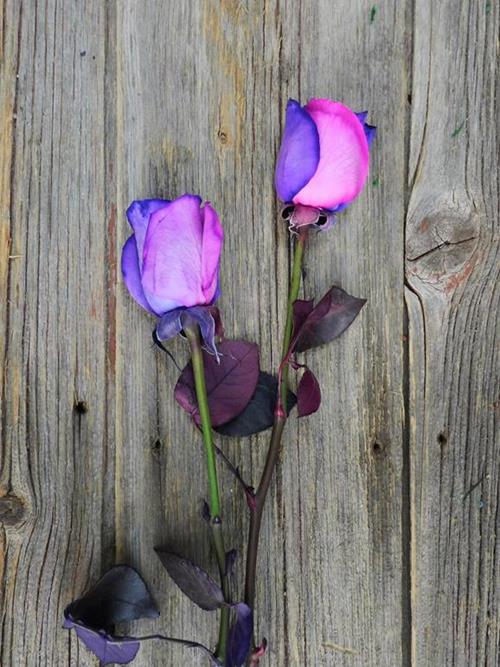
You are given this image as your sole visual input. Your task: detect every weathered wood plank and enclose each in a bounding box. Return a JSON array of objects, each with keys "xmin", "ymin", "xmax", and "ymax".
[
  {"xmin": 0, "ymin": 1, "xmax": 114, "ymax": 665},
  {"xmin": 115, "ymin": 1, "xmax": 407, "ymax": 665},
  {"xmin": 1, "ymin": 0, "xmax": 498, "ymax": 666},
  {"xmin": 406, "ymin": 0, "xmax": 499, "ymax": 665},
  {"xmin": 288, "ymin": 2, "xmax": 408, "ymax": 665}
]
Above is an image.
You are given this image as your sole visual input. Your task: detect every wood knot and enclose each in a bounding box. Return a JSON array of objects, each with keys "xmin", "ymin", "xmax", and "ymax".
[
  {"xmin": 0, "ymin": 494, "xmax": 27, "ymax": 527},
  {"xmin": 406, "ymin": 194, "xmax": 480, "ymax": 293},
  {"xmin": 217, "ymin": 129, "xmax": 230, "ymax": 145}
]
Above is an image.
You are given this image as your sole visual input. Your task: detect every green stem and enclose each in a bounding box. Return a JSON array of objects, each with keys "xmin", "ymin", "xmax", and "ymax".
[
  {"xmin": 244, "ymin": 228, "xmax": 308, "ymax": 633},
  {"xmin": 279, "ymin": 230, "xmax": 306, "ymax": 409},
  {"xmin": 185, "ymin": 325, "xmax": 230, "ymax": 663}
]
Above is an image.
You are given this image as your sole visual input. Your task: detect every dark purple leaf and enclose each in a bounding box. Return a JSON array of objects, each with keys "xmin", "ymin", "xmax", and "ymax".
[
  {"xmin": 227, "ymin": 603, "xmax": 254, "ymax": 667},
  {"xmin": 297, "ymin": 369, "xmax": 322, "ymax": 417},
  {"xmin": 293, "ymin": 287, "xmax": 366, "ymax": 353},
  {"xmin": 65, "ymin": 565, "xmax": 159, "ymax": 631},
  {"xmin": 215, "ymin": 372, "xmax": 296, "ymax": 437},
  {"xmin": 155, "ymin": 550, "xmax": 225, "ymax": 611},
  {"xmin": 292, "ymin": 299, "xmax": 314, "ymax": 335},
  {"xmin": 174, "ymin": 339, "xmax": 260, "ymax": 427},
  {"xmin": 64, "ymin": 619, "xmax": 140, "ymax": 665}
]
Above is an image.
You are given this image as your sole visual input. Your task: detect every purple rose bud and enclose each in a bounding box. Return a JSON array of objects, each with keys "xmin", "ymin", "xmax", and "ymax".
[
  {"xmin": 275, "ymin": 98, "xmax": 375, "ymax": 229},
  {"xmin": 121, "ymin": 194, "xmax": 224, "ymax": 352}
]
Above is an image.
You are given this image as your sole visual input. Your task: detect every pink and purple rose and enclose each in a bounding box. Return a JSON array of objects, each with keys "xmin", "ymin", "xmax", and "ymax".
[
  {"xmin": 275, "ymin": 98, "xmax": 375, "ymax": 230},
  {"xmin": 121, "ymin": 194, "xmax": 223, "ymax": 353}
]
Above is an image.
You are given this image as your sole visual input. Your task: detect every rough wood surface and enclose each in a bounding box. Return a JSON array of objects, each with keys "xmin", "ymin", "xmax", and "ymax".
[
  {"xmin": 406, "ymin": 1, "xmax": 499, "ymax": 666},
  {"xmin": 0, "ymin": 1, "xmax": 497, "ymax": 666}
]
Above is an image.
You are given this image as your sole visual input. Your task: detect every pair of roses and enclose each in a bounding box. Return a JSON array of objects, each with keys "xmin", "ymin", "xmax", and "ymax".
[
  {"xmin": 65, "ymin": 98, "xmax": 375, "ymax": 666},
  {"xmin": 122, "ymin": 99, "xmax": 374, "ymax": 346}
]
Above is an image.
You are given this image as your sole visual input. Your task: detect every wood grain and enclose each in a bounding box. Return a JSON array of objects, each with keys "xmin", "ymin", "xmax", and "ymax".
[
  {"xmin": 0, "ymin": 1, "xmax": 114, "ymax": 665},
  {"xmin": 406, "ymin": 1, "xmax": 499, "ymax": 665},
  {"xmin": 0, "ymin": 1, "xmax": 497, "ymax": 666}
]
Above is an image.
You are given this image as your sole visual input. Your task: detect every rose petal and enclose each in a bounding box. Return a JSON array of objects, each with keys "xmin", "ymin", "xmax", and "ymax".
[
  {"xmin": 121, "ymin": 235, "xmax": 156, "ymax": 314},
  {"xmin": 156, "ymin": 308, "xmax": 184, "ymax": 341},
  {"xmin": 364, "ymin": 123, "xmax": 377, "ymax": 145},
  {"xmin": 141, "ymin": 194, "xmax": 205, "ymax": 314},
  {"xmin": 275, "ymin": 99, "xmax": 320, "ymax": 202},
  {"xmin": 126, "ymin": 199, "xmax": 170, "ymax": 269},
  {"xmin": 293, "ymin": 99, "xmax": 369, "ymax": 210},
  {"xmin": 200, "ymin": 203, "xmax": 223, "ymax": 304}
]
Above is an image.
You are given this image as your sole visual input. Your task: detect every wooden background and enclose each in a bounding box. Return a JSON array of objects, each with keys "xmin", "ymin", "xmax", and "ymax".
[{"xmin": 0, "ymin": 1, "xmax": 498, "ymax": 665}]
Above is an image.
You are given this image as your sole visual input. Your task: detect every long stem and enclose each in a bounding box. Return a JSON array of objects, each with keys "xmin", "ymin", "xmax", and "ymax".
[
  {"xmin": 185, "ymin": 325, "xmax": 230, "ymax": 663},
  {"xmin": 244, "ymin": 228, "xmax": 307, "ymax": 626}
]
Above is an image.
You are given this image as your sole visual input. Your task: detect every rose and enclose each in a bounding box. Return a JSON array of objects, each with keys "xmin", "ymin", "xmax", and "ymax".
[
  {"xmin": 275, "ymin": 98, "xmax": 375, "ymax": 229},
  {"xmin": 121, "ymin": 194, "xmax": 223, "ymax": 353}
]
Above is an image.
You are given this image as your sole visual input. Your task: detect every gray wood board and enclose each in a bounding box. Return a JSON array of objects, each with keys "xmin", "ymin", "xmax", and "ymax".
[{"xmin": 0, "ymin": 1, "xmax": 497, "ymax": 666}]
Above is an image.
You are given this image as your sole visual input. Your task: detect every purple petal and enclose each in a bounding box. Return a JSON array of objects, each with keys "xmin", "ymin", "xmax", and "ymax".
[
  {"xmin": 74, "ymin": 625, "xmax": 140, "ymax": 665},
  {"xmin": 126, "ymin": 199, "xmax": 170, "ymax": 269},
  {"xmin": 355, "ymin": 111, "xmax": 368, "ymax": 123},
  {"xmin": 142, "ymin": 194, "xmax": 205, "ymax": 314},
  {"xmin": 275, "ymin": 99, "xmax": 320, "ymax": 202},
  {"xmin": 355, "ymin": 111, "xmax": 376, "ymax": 146},
  {"xmin": 364, "ymin": 123, "xmax": 377, "ymax": 145},
  {"xmin": 121, "ymin": 235, "xmax": 156, "ymax": 314},
  {"xmin": 227, "ymin": 603, "xmax": 253, "ymax": 667},
  {"xmin": 200, "ymin": 203, "xmax": 223, "ymax": 304},
  {"xmin": 156, "ymin": 308, "xmax": 184, "ymax": 341},
  {"xmin": 294, "ymin": 99, "xmax": 369, "ymax": 210}
]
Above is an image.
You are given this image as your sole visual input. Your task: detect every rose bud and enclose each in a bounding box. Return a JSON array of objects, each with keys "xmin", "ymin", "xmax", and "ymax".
[
  {"xmin": 121, "ymin": 194, "xmax": 223, "ymax": 354},
  {"xmin": 275, "ymin": 98, "xmax": 375, "ymax": 231}
]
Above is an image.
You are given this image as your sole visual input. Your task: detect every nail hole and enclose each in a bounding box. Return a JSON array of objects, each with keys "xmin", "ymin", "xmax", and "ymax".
[
  {"xmin": 372, "ymin": 441, "xmax": 383, "ymax": 454},
  {"xmin": 151, "ymin": 439, "xmax": 162, "ymax": 461},
  {"xmin": 437, "ymin": 432, "xmax": 447, "ymax": 445},
  {"xmin": 75, "ymin": 400, "xmax": 88, "ymax": 414}
]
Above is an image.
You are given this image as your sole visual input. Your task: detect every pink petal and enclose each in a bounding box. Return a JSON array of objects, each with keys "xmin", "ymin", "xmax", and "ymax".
[
  {"xmin": 141, "ymin": 194, "xmax": 205, "ymax": 314},
  {"xmin": 293, "ymin": 99, "xmax": 369, "ymax": 210},
  {"xmin": 200, "ymin": 203, "xmax": 223, "ymax": 303},
  {"xmin": 121, "ymin": 235, "xmax": 156, "ymax": 314}
]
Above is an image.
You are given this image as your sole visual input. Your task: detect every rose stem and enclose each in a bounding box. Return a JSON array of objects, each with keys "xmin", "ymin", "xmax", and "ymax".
[
  {"xmin": 244, "ymin": 227, "xmax": 308, "ymax": 634},
  {"xmin": 185, "ymin": 325, "xmax": 230, "ymax": 663}
]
